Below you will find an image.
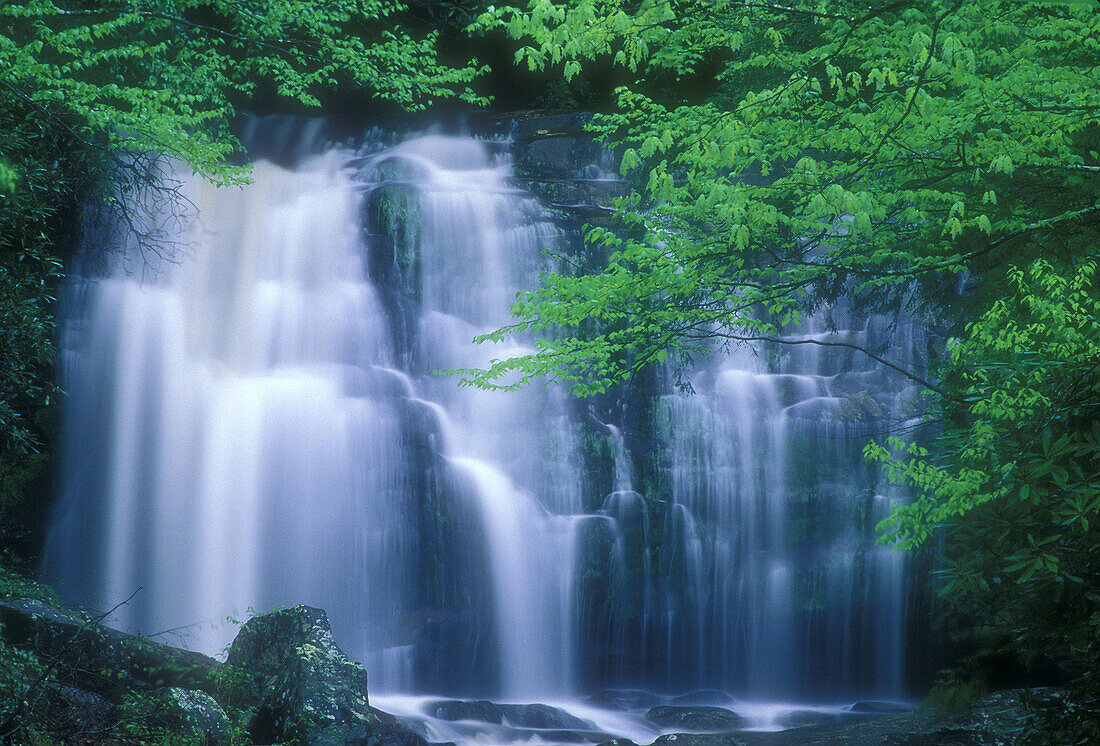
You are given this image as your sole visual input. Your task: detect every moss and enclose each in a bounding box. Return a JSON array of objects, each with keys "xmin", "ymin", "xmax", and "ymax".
[
  {"xmin": 366, "ymin": 183, "xmax": 422, "ymax": 300},
  {"xmin": 925, "ymin": 669, "xmax": 989, "ymax": 715},
  {"xmin": 0, "ymin": 564, "xmax": 57, "ymax": 605}
]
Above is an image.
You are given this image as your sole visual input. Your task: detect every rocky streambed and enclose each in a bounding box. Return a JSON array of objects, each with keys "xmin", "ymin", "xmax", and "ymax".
[{"xmin": 0, "ymin": 593, "xmax": 1060, "ymax": 745}]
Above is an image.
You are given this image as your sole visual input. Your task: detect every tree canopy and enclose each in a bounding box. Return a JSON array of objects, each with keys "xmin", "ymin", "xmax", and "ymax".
[
  {"xmin": 1, "ymin": 0, "xmax": 485, "ymax": 181},
  {"xmin": 469, "ymin": 0, "xmax": 1097, "ymax": 395}
]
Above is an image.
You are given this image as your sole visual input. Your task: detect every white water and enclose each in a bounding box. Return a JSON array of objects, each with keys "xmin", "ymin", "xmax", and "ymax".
[{"xmin": 46, "ymin": 128, "xmax": 915, "ymax": 733}]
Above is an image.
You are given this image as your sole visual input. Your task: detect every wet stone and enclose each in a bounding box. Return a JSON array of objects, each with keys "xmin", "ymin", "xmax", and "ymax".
[
  {"xmin": 500, "ymin": 703, "xmax": 596, "ymax": 730},
  {"xmin": 588, "ymin": 689, "xmax": 664, "ymax": 711},
  {"xmin": 669, "ymin": 691, "xmax": 736, "ymax": 707},
  {"xmin": 646, "ymin": 706, "xmax": 747, "ymax": 732},
  {"xmin": 225, "ymin": 605, "xmax": 373, "ymax": 746},
  {"xmin": 846, "ymin": 700, "xmax": 915, "ymax": 714},
  {"xmin": 426, "ymin": 699, "xmax": 504, "ymax": 724},
  {"xmin": 651, "ymin": 734, "xmax": 748, "ymax": 746}
]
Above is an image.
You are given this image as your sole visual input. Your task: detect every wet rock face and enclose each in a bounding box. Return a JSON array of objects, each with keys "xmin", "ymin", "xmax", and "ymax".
[
  {"xmin": 669, "ymin": 691, "xmax": 736, "ymax": 707},
  {"xmin": 427, "ymin": 699, "xmax": 505, "ymax": 724},
  {"xmin": 501, "ymin": 703, "xmax": 597, "ymax": 730},
  {"xmin": 226, "ymin": 605, "xmax": 372, "ymax": 745},
  {"xmin": 426, "ymin": 699, "xmax": 596, "ymax": 730},
  {"xmin": 586, "ymin": 689, "xmax": 663, "ymax": 711},
  {"xmin": 645, "ymin": 706, "xmax": 747, "ymax": 732},
  {"xmin": 503, "ymin": 111, "xmax": 628, "ymax": 227}
]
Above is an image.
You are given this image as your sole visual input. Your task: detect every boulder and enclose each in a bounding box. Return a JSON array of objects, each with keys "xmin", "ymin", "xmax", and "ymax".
[
  {"xmin": 104, "ymin": 686, "xmax": 232, "ymax": 745},
  {"xmin": 225, "ymin": 605, "xmax": 373, "ymax": 745},
  {"xmin": 0, "ymin": 597, "xmax": 218, "ymax": 697},
  {"xmin": 365, "ymin": 707, "xmax": 452, "ymax": 746},
  {"xmin": 35, "ymin": 683, "xmax": 115, "ymax": 741},
  {"xmin": 646, "ymin": 706, "xmax": 746, "ymax": 732},
  {"xmin": 369, "ymin": 720, "xmax": 441, "ymax": 746},
  {"xmin": 587, "ymin": 689, "xmax": 663, "ymax": 711},
  {"xmin": 669, "ymin": 691, "xmax": 735, "ymax": 707},
  {"xmin": 426, "ymin": 699, "xmax": 504, "ymax": 723},
  {"xmin": 499, "ymin": 703, "xmax": 595, "ymax": 730}
]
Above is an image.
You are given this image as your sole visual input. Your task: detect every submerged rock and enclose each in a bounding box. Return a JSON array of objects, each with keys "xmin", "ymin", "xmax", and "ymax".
[
  {"xmin": 698, "ymin": 689, "xmax": 1061, "ymax": 745},
  {"xmin": 588, "ymin": 689, "xmax": 663, "ymax": 711},
  {"xmin": 500, "ymin": 703, "xmax": 596, "ymax": 730},
  {"xmin": 426, "ymin": 699, "xmax": 504, "ymax": 724},
  {"xmin": 846, "ymin": 700, "xmax": 914, "ymax": 714},
  {"xmin": 426, "ymin": 699, "xmax": 597, "ymax": 731},
  {"xmin": 646, "ymin": 706, "xmax": 747, "ymax": 732},
  {"xmin": 773, "ymin": 710, "xmax": 848, "ymax": 729},
  {"xmin": 527, "ymin": 728, "xmax": 610, "ymax": 743},
  {"xmin": 669, "ymin": 690, "xmax": 736, "ymax": 707},
  {"xmin": 226, "ymin": 605, "xmax": 373, "ymax": 745}
]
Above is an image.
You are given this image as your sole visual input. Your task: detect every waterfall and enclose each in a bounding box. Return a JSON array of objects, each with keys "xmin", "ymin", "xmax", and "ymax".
[
  {"xmin": 658, "ymin": 313, "xmax": 916, "ymax": 698},
  {"xmin": 45, "ymin": 123, "xmax": 913, "ymax": 708}
]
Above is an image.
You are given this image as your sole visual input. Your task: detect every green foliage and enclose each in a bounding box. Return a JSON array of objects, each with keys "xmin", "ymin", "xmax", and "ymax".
[
  {"xmin": 0, "ymin": 97, "xmax": 88, "ymax": 490},
  {"xmin": 925, "ymin": 668, "xmax": 988, "ymax": 714},
  {"xmin": 868, "ymin": 259, "xmax": 1100, "ymax": 549},
  {"xmin": 1, "ymin": 0, "xmax": 487, "ymax": 183},
  {"xmin": 0, "ymin": 636, "xmax": 49, "ymax": 744},
  {"xmin": 113, "ymin": 690, "xmax": 186, "ymax": 744},
  {"xmin": 0, "ymin": 563, "xmax": 58, "ymax": 604},
  {"xmin": 467, "ymin": 0, "xmax": 1100, "ymax": 710},
  {"xmin": 464, "ymin": 0, "xmax": 1098, "ymax": 397},
  {"xmin": 0, "ymin": 161, "xmax": 17, "ymax": 194}
]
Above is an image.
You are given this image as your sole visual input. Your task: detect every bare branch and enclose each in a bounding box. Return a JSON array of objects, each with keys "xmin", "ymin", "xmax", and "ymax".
[{"xmin": 702, "ymin": 329, "xmax": 957, "ymax": 400}]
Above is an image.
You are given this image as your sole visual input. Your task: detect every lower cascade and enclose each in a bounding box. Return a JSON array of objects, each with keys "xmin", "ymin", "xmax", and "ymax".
[{"xmin": 44, "ymin": 125, "xmax": 918, "ymax": 736}]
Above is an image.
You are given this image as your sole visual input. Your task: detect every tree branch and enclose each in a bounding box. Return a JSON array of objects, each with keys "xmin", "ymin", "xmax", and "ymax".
[{"xmin": 702, "ymin": 330, "xmax": 958, "ymax": 400}]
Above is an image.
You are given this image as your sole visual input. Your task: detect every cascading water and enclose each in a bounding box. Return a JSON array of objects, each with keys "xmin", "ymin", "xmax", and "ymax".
[
  {"xmin": 651, "ymin": 312, "xmax": 922, "ymax": 699},
  {"xmin": 46, "ymin": 120, "xmax": 918, "ymax": 738}
]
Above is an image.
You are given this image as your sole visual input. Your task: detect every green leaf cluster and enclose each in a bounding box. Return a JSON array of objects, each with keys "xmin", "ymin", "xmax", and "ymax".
[
  {"xmin": 869, "ymin": 259, "xmax": 1100, "ymax": 550},
  {"xmin": 2, "ymin": 0, "xmax": 486, "ymax": 184},
  {"xmin": 467, "ymin": 0, "xmax": 1098, "ymax": 396}
]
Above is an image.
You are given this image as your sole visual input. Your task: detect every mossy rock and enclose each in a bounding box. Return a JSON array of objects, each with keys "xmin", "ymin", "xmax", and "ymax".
[
  {"xmin": 364, "ymin": 183, "xmax": 422, "ymax": 301},
  {"xmin": 646, "ymin": 706, "xmax": 746, "ymax": 732},
  {"xmin": 226, "ymin": 605, "xmax": 373, "ymax": 745}
]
